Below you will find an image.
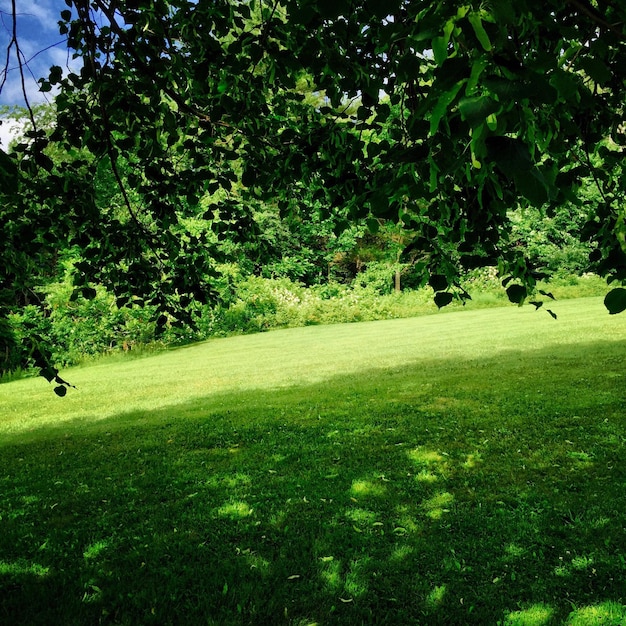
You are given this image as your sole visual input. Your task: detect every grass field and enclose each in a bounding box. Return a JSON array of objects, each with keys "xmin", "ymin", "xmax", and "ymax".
[{"xmin": 2, "ymin": 296, "xmax": 626, "ymax": 624}]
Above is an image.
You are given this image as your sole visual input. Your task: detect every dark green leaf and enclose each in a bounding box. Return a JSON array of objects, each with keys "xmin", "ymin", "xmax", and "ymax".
[
  {"xmin": 0, "ymin": 150, "xmax": 19, "ymax": 195},
  {"xmin": 506, "ymin": 284, "xmax": 527, "ymax": 304},
  {"xmin": 529, "ymin": 301, "xmax": 543, "ymax": 310},
  {"xmin": 604, "ymin": 288, "xmax": 626, "ymax": 315},
  {"xmin": 538, "ymin": 290, "xmax": 555, "ymax": 300},
  {"xmin": 366, "ymin": 218, "xmax": 379, "ymax": 234},
  {"xmin": 514, "ymin": 170, "xmax": 549, "ymax": 206},
  {"xmin": 549, "ymin": 70, "xmax": 579, "ymax": 101},
  {"xmin": 434, "ymin": 291, "xmax": 454, "ymax": 309},
  {"xmin": 429, "ymin": 274, "xmax": 448, "ymax": 292},
  {"xmin": 54, "ymin": 385, "xmax": 67, "ymax": 397},
  {"xmin": 578, "ymin": 57, "xmax": 612, "ymax": 85},
  {"xmin": 459, "ymin": 96, "xmax": 500, "ymax": 128},
  {"xmin": 486, "ymin": 137, "xmax": 533, "ymax": 178},
  {"xmin": 40, "ymin": 367, "xmax": 57, "ymax": 383}
]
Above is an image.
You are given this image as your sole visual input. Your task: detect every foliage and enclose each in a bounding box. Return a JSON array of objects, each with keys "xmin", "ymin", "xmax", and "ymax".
[
  {"xmin": 509, "ymin": 204, "xmax": 594, "ymax": 277},
  {"xmin": 3, "ymin": 271, "xmax": 608, "ymax": 375},
  {"xmin": 2, "ymin": 300, "xmax": 626, "ymax": 623},
  {"xmin": 7, "ymin": 281, "xmax": 158, "ymax": 370},
  {"xmin": 2, "ymin": 0, "xmax": 626, "ymax": 383}
]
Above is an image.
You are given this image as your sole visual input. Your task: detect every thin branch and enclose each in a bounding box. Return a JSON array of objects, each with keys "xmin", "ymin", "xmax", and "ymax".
[
  {"xmin": 565, "ymin": 0, "xmax": 624, "ymax": 38},
  {"xmin": 0, "ymin": 0, "xmax": 37, "ymax": 129}
]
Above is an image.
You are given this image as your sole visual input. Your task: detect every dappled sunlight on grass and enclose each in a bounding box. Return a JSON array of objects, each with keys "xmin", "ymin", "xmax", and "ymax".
[
  {"xmin": 504, "ymin": 603, "xmax": 554, "ymax": 625},
  {"xmin": 425, "ymin": 584, "xmax": 447, "ymax": 610},
  {"xmin": 565, "ymin": 601, "xmax": 626, "ymax": 625},
  {"xmin": 349, "ymin": 479, "xmax": 387, "ymax": 498},
  {"xmin": 0, "ymin": 560, "xmax": 49, "ymax": 578},
  {"xmin": 421, "ymin": 491, "xmax": 455, "ymax": 520},
  {"xmin": 216, "ymin": 500, "xmax": 254, "ymax": 520}
]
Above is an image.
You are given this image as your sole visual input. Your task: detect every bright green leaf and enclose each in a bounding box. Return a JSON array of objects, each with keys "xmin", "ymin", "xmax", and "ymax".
[
  {"xmin": 430, "ymin": 81, "xmax": 465, "ymax": 135},
  {"xmin": 468, "ymin": 13, "xmax": 492, "ymax": 51},
  {"xmin": 432, "ymin": 36, "xmax": 448, "ymax": 67}
]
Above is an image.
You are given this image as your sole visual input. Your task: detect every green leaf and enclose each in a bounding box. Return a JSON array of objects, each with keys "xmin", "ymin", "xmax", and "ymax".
[
  {"xmin": 538, "ymin": 290, "xmax": 555, "ymax": 300},
  {"xmin": 49, "ymin": 65, "xmax": 63, "ymax": 84},
  {"xmin": 486, "ymin": 137, "xmax": 532, "ymax": 178},
  {"xmin": 434, "ymin": 292, "xmax": 454, "ymax": 309},
  {"xmin": 430, "ymin": 81, "xmax": 464, "ymax": 136},
  {"xmin": 506, "ymin": 284, "xmax": 527, "ymax": 305},
  {"xmin": 578, "ymin": 57, "xmax": 612, "ymax": 85},
  {"xmin": 468, "ymin": 13, "xmax": 492, "ymax": 51},
  {"xmin": 82, "ymin": 286, "xmax": 97, "ymax": 300},
  {"xmin": 549, "ymin": 70, "xmax": 579, "ymax": 102},
  {"xmin": 60, "ymin": 9, "xmax": 72, "ymax": 21},
  {"xmin": 604, "ymin": 288, "xmax": 626, "ymax": 315},
  {"xmin": 513, "ymin": 170, "xmax": 549, "ymax": 207},
  {"xmin": 366, "ymin": 218, "xmax": 379, "ymax": 234},
  {"xmin": 40, "ymin": 367, "xmax": 57, "ymax": 383},
  {"xmin": 458, "ymin": 96, "xmax": 499, "ymax": 127},
  {"xmin": 431, "ymin": 18, "xmax": 456, "ymax": 67},
  {"xmin": 529, "ymin": 301, "xmax": 543, "ymax": 310},
  {"xmin": 432, "ymin": 37, "xmax": 448, "ymax": 67},
  {"xmin": 0, "ymin": 150, "xmax": 19, "ymax": 195}
]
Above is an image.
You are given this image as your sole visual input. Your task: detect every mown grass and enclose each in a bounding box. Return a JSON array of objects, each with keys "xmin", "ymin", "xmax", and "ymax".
[{"xmin": 1, "ymin": 297, "xmax": 626, "ymax": 625}]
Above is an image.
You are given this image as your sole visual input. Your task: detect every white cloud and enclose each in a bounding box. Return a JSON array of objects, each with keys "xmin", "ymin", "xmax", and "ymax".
[
  {"xmin": 0, "ymin": 0, "xmax": 60, "ymax": 31},
  {"xmin": 0, "ymin": 114, "xmax": 27, "ymax": 151}
]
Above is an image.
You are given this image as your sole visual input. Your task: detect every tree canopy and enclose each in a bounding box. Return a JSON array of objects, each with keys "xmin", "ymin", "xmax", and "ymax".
[{"xmin": 2, "ymin": 0, "xmax": 626, "ymax": 388}]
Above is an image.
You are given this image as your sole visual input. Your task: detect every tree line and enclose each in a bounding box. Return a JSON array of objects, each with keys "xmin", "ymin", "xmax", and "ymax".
[{"xmin": 1, "ymin": 0, "xmax": 626, "ymax": 390}]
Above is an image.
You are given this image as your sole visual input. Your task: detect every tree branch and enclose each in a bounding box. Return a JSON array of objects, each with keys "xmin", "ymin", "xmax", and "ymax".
[{"xmin": 565, "ymin": 0, "xmax": 624, "ymax": 38}]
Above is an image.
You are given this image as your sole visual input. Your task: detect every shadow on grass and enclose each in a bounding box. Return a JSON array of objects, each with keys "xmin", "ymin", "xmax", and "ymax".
[{"xmin": 2, "ymin": 340, "xmax": 626, "ymax": 625}]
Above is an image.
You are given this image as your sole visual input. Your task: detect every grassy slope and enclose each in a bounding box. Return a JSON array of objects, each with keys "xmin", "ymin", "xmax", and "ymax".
[{"xmin": 1, "ymin": 297, "xmax": 626, "ymax": 624}]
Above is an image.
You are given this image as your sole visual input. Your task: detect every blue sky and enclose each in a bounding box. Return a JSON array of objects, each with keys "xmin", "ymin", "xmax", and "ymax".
[
  {"xmin": 0, "ymin": 0, "xmax": 74, "ymax": 106},
  {"xmin": 0, "ymin": 0, "xmax": 76, "ymax": 147}
]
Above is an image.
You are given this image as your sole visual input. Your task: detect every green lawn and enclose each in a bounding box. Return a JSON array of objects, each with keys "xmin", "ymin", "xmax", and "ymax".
[{"xmin": 2, "ymin": 297, "xmax": 626, "ymax": 624}]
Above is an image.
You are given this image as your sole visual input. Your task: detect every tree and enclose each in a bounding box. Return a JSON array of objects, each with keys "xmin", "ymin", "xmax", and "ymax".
[{"xmin": 2, "ymin": 0, "xmax": 626, "ymax": 386}]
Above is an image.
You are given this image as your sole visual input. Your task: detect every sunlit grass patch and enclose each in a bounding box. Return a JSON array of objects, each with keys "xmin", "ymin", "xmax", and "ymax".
[
  {"xmin": 343, "ymin": 558, "xmax": 371, "ymax": 599},
  {"xmin": 83, "ymin": 539, "xmax": 111, "ymax": 560},
  {"xmin": 414, "ymin": 469, "xmax": 439, "ymax": 483},
  {"xmin": 0, "ymin": 560, "xmax": 49, "ymax": 578},
  {"xmin": 345, "ymin": 508, "xmax": 378, "ymax": 526},
  {"xmin": 319, "ymin": 556, "xmax": 342, "ymax": 592},
  {"xmin": 504, "ymin": 543, "xmax": 526, "ymax": 559},
  {"xmin": 216, "ymin": 500, "xmax": 254, "ymax": 519},
  {"xmin": 421, "ymin": 491, "xmax": 455, "ymax": 519},
  {"xmin": 349, "ymin": 478, "xmax": 386, "ymax": 498},
  {"xmin": 503, "ymin": 603, "xmax": 554, "ymax": 625},
  {"xmin": 389, "ymin": 544, "xmax": 414, "ymax": 562},
  {"xmin": 407, "ymin": 447, "xmax": 443, "ymax": 466},
  {"xmin": 566, "ymin": 601, "xmax": 626, "ymax": 625},
  {"xmin": 425, "ymin": 584, "xmax": 447, "ymax": 609}
]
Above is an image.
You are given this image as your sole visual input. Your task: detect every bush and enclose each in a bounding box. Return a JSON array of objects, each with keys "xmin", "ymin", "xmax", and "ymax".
[{"xmin": 3, "ymin": 269, "xmax": 610, "ymax": 378}]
